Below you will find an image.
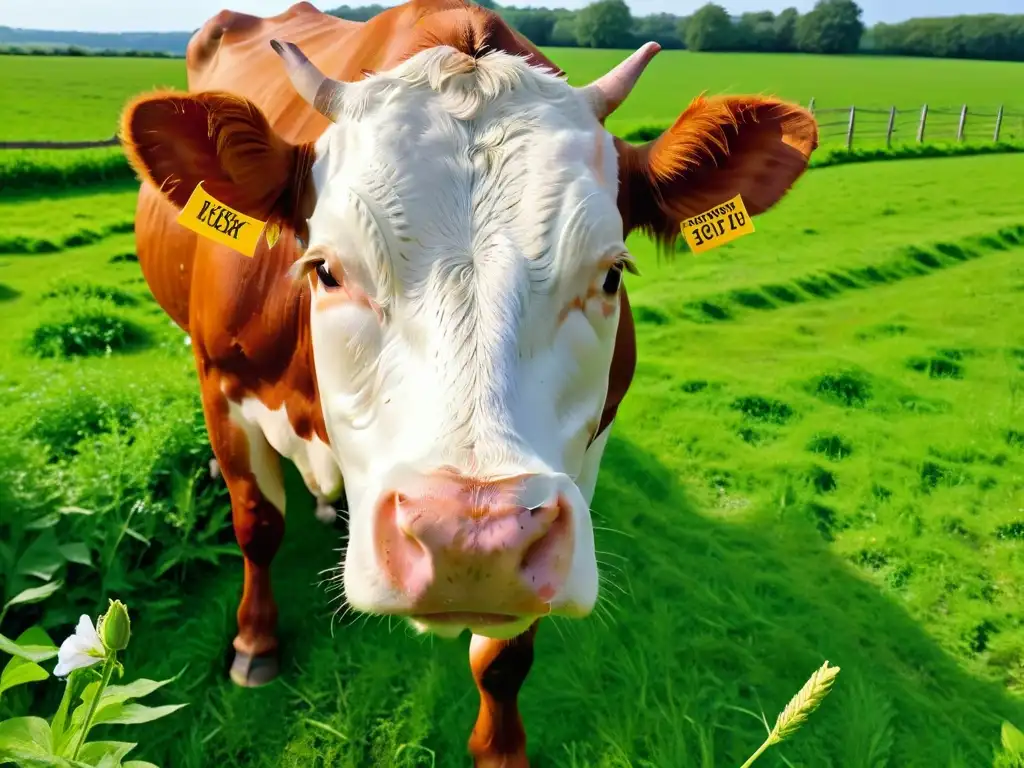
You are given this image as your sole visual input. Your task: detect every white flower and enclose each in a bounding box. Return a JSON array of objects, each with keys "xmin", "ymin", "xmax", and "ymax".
[{"xmin": 53, "ymin": 615, "xmax": 107, "ymax": 677}]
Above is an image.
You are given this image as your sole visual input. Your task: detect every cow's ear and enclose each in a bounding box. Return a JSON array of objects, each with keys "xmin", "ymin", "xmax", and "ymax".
[
  {"xmin": 120, "ymin": 90, "xmax": 310, "ymax": 219},
  {"xmin": 617, "ymin": 96, "xmax": 818, "ymax": 247}
]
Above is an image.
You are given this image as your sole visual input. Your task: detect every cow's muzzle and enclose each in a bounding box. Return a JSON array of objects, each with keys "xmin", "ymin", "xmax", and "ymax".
[{"xmin": 368, "ymin": 469, "xmax": 591, "ymax": 633}]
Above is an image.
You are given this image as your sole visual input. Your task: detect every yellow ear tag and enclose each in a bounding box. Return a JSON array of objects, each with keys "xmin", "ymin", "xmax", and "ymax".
[
  {"xmin": 265, "ymin": 221, "xmax": 282, "ymax": 249},
  {"xmin": 176, "ymin": 182, "xmax": 268, "ymax": 258},
  {"xmin": 681, "ymin": 194, "xmax": 755, "ymax": 254}
]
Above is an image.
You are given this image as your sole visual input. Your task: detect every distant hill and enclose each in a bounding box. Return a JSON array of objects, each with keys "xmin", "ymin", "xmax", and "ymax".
[{"xmin": 0, "ymin": 27, "xmax": 192, "ymax": 55}]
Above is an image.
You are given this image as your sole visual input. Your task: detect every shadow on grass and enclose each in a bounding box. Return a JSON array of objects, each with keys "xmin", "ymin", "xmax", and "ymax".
[{"xmin": 117, "ymin": 443, "xmax": 1024, "ymax": 768}]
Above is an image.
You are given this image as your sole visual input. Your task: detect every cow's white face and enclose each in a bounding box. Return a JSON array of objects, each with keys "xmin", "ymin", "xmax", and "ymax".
[
  {"xmin": 296, "ymin": 48, "xmax": 630, "ymax": 637},
  {"xmin": 122, "ymin": 31, "xmax": 814, "ymax": 640}
]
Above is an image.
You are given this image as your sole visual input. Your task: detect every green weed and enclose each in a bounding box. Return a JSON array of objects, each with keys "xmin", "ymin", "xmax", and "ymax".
[
  {"xmin": 806, "ymin": 432, "xmax": 854, "ymax": 460},
  {"xmin": 41, "ymin": 282, "xmax": 139, "ymax": 307},
  {"xmin": 0, "ymin": 149, "xmax": 135, "ymax": 197},
  {"xmin": 812, "ymin": 370, "xmax": 873, "ymax": 408},
  {"xmin": 27, "ymin": 298, "xmax": 150, "ymax": 358}
]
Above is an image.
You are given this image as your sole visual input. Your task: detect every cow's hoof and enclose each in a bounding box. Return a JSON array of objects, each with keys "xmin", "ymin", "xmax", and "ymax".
[{"xmin": 229, "ymin": 649, "xmax": 279, "ymax": 688}]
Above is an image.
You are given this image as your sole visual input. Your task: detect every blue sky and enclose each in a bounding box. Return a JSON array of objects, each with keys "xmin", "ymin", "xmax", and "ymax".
[{"xmin": 3, "ymin": 0, "xmax": 1020, "ymax": 32}]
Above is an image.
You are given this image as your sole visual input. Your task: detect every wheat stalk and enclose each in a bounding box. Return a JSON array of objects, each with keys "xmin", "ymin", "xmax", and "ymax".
[{"xmin": 739, "ymin": 660, "xmax": 841, "ymax": 768}]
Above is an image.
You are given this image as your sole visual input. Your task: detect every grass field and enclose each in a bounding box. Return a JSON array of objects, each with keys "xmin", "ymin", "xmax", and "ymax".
[
  {"xmin": 1, "ymin": 145, "xmax": 1023, "ymax": 766},
  {"xmin": 2, "ymin": 25, "xmax": 1024, "ymax": 768},
  {"xmin": 2, "ymin": 49, "xmax": 1024, "ymax": 145}
]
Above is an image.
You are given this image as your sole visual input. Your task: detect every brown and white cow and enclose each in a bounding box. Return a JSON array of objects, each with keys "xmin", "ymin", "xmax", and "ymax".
[{"xmin": 120, "ymin": 1, "xmax": 817, "ymax": 763}]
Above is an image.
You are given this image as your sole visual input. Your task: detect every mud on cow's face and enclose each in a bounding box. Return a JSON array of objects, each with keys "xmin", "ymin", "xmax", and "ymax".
[{"xmin": 280, "ymin": 45, "xmax": 644, "ymax": 639}]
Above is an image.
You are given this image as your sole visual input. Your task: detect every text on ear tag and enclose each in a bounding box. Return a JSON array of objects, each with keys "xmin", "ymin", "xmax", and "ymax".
[
  {"xmin": 176, "ymin": 182, "xmax": 268, "ymax": 258},
  {"xmin": 681, "ymin": 194, "xmax": 755, "ymax": 254}
]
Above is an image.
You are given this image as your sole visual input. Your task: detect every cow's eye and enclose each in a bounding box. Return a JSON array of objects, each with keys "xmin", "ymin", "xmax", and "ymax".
[
  {"xmin": 602, "ymin": 263, "xmax": 623, "ymax": 295},
  {"xmin": 315, "ymin": 261, "xmax": 341, "ymax": 289}
]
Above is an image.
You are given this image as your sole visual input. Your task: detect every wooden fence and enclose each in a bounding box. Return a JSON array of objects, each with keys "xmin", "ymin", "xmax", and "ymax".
[{"xmin": 807, "ymin": 99, "xmax": 1024, "ymax": 149}]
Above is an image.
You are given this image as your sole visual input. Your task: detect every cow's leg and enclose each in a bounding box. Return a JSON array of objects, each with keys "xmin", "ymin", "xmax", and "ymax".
[
  {"xmin": 227, "ymin": 482, "xmax": 285, "ymax": 687},
  {"xmin": 467, "ymin": 621, "xmax": 539, "ymax": 768},
  {"xmin": 201, "ymin": 383, "xmax": 287, "ymax": 688}
]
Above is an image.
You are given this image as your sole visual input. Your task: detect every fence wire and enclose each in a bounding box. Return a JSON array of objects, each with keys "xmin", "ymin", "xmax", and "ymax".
[{"xmin": 806, "ymin": 101, "xmax": 1022, "ymax": 148}]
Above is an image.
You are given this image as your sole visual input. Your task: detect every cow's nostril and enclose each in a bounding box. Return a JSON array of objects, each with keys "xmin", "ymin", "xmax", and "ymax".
[
  {"xmin": 519, "ymin": 497, "xmax": 570, "ymax": 594},
  {"xmin": 376, "ymin": 489, "xmax": 432, "ymax": 595}
]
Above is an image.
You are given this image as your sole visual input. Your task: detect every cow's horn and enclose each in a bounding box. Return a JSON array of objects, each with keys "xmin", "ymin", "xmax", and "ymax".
[
  {"xmin": 270, "ymin": 39, "xmax": 345, "ymax": 121},
  {"xmin": 578, "ymin": 42, "xmax": 661, "ymax": 122}
]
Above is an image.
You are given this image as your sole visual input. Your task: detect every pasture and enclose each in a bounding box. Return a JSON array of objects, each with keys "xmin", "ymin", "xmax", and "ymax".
[
  {"xmin": 1, "ymin": 42, "xmax": 1023, "ymax": 768},
  {"xmin": 2, "ymin": 49, "xmax": 1024, "ymax": 144}
]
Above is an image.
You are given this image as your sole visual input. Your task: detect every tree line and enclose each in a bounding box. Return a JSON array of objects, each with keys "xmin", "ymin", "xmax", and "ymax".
[
  {"xmin": 327, "ymin": 1, "xmax": 1024, "ymax": 62},
  {"xmin": 0, "ymin": 44, "xmax": 179, "ymax": 58},
  {"xmin": 0, "ymin": 26, "xmax": 190, "ymax": 55},
  {"xmin": 0, "ymin": 2, "xmax": 1020, "ymax": 62},
  {"xmin": 866, "ymin": 14, "xmax": 1024, "ymax": 62}
]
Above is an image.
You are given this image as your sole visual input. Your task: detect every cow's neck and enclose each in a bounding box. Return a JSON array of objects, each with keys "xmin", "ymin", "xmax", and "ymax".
[{"xmin": 197, "ymin": 217, "xmax": 329, "ymax": 448}]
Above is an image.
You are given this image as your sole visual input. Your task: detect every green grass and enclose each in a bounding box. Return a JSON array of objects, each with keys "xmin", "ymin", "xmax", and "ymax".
[
  {"xmin": 551, "ymin": 49, "xmax": 1024, "ymax": 144},
  {"xmin": 7, "ymin": 140, "xmax": 1024, "ymax": 201},
  {"xmin": 1, "ymin": 150, "xmax": 1022, "ymax": 766},
  {"xmin": 2, "ymin": 49, "xmax": 1024, "ymax": 145},
  {"xmin": 808, "ymin": 140, "xmax": 1024, "ymax": 169},
  {"xmin": 0, "ymin": 183, "xmax": 137, "ymax": 252},
  {"xmin": 641, "ymin": 154, "xmax": 1024, "ymax": 307},
  {"xmin": 0, "ymin": 147, "xmax": 135, "ymax": 197},
  {"xmin": 0, "ymin": 54, "xmax": 185, "ymax": 141}
]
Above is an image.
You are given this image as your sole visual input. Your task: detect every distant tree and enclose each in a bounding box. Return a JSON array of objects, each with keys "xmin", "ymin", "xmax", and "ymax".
[
  {"xmin": 550, "ymin": 15, "xmax": 578, "ymax": 46},
  {"xmin": 504, "ymin": 9, "xmax": 558, "ymax": 45},
  {"xmin": 575, "ymin": 0, "xmax": 634, "ymax": 48},
  {"xmin": 795, "ymin": 0, "xmax": 864, "ymax": 54},
  {"xmin": 633, "ymin": 13, "xmax": 685, "ymax": 49},
  {"xmin": 473, "ymin": 0, "xmax": 498, "ymax": 8},
  {"xmin": 869, "ymin": 14, "xmax": 1024, "ymax": 62},
  {"xmin": 675, "ymin": 15, "xmax": 691, "ymax": 44},
  {"xmin": 327, "ymin": 4, "xmax": 388, "ymax": 22},
  {"xmin": 773, "ymin": 7, "xmax": 800, "ymax": 52},
  {"xmin": 685, "ymin": 3, "xmax": 734, "ymax": 51},
  {"xmin": 736, "ymin": 11, "xmax": 777, "ymax": 51}
]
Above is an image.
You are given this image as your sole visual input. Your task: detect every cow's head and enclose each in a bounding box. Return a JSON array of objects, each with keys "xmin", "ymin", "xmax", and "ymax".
[{"xmin": 121, "ymin": 42, "xmax": 816, "ymax": 640}]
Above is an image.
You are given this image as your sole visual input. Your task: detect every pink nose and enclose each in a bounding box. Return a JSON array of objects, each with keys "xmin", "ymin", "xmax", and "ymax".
[{"xmin": 374, "ymin": 471, "xmax": 573, "ymax": 617}]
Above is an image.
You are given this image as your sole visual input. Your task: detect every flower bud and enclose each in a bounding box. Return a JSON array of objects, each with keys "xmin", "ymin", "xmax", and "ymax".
[{"xmin": 99, "ymin": 599, "xmax": 131, "ymax": 651}]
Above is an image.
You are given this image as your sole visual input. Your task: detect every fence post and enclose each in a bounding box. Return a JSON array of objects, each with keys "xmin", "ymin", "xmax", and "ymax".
[
  {"xmin": 956, "ymin": 104, "xmax": 967, "ymax": 142},
  {"xmin": 917, "ymin": 104, "xmax": 928, "ymax": 143},
  {"xmin": 846, "ymin": 105, "xmax": 856, "ymax": 150},
  {"xmin": 994, "ymin": 105, "xmax": 1004, "ymax": 142},
  {"xmin": 886, "ymin": 106, "xmax": 896, "ymax": 148},
  {"xmin": 808, "ymin": 96, "xmax": 815, "ymax": 114}
]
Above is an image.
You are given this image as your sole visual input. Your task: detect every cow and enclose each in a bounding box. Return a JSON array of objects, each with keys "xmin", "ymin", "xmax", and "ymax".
[{"xmin": 119, "ymin": 1, "xmax": 817, "ymax": 764}]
